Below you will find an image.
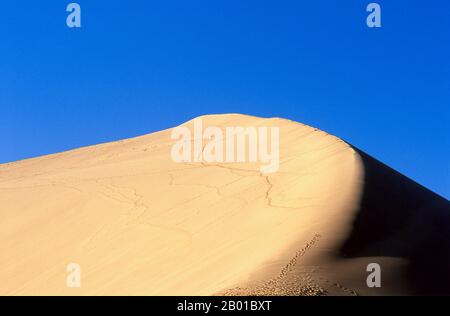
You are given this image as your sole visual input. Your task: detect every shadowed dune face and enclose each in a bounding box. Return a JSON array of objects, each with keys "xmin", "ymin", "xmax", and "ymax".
[
  {"xmin": 340, "ymin": 149, "xmax": 450, "ymax": 295},
  {"xmin": 0, "ymin": 114, "xmax": 448, "ymax": 296}
]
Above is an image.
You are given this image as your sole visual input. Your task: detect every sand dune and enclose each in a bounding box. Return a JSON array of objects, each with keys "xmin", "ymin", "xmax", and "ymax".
[{"xmin": 0, "ymin": 114, "xmax": 448, "ymax": 295}]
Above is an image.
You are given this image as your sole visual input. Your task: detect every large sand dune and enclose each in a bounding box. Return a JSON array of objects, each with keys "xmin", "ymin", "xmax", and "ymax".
[{"xmin": 0, "ymin": 114, "xmax": 449, "ymax": 295}]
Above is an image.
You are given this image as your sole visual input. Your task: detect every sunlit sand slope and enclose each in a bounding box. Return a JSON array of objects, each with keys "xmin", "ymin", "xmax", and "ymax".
[{"xmin": 0, "ymin": 114, "xmax": 448, "ymax": 295}]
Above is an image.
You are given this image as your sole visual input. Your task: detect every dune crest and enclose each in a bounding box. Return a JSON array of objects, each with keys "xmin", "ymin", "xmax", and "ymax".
[{"xmin": 0, "ymin": 114, "xmax": 448, "ymax": 295}]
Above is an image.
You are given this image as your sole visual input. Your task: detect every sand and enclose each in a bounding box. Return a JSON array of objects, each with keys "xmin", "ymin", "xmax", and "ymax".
[{"xmin": 0, "ymin": 114, "xmax": 449, "ymax": 295}]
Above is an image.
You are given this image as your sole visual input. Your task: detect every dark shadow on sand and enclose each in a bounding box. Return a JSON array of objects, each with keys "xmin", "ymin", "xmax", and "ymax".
[{"xmin": 340, "ymin": 148, "xmax": 450, "ymax": 295}]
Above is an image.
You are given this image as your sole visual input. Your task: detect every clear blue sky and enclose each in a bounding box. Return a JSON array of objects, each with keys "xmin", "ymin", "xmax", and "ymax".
[{"xmin": 1, "ymin": 1, "xmax": 449, "ymax": 198}]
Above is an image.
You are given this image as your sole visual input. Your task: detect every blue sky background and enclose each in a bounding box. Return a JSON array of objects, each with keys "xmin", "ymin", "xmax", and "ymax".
[{"xmin": 1, "ymin": 1, "xmax": 449, "ymax": 198}]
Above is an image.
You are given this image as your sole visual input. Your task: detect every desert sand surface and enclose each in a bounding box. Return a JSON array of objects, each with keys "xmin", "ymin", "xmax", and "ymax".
[{"xmin": 0, "ymin": 114, "xmax": 449, "ymax": 295}]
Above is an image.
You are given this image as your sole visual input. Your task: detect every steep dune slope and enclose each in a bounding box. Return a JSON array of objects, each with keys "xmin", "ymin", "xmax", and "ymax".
[{"xmin": 0, "ymin": 114, "xmax": 448, "ymax": 295}]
